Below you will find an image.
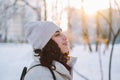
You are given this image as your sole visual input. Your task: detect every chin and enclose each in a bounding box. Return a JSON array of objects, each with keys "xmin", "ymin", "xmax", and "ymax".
[{"xmin": 64, "ymin": 52, "xmax": 70, "ymax": 60}]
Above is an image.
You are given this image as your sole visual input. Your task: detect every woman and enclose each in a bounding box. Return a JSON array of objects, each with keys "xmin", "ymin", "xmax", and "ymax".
[{"xmin": 23, "ymin": 21, "xmax": 76, "ymax": 80}]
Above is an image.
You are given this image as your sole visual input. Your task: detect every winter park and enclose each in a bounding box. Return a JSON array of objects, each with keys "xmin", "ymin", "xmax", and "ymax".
[
  {"xmin": 0, "ymin": 43, "xmax": 120, "ymax": 80},
  {"xmin": 0, "ymin": 0, "xmax": 120, "ymax": 80}
]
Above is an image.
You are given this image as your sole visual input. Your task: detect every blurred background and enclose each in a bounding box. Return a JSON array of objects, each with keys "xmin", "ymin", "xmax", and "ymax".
[{"xmin": 0, "ymin": 0, "xmax": 120, "ymax": 80}]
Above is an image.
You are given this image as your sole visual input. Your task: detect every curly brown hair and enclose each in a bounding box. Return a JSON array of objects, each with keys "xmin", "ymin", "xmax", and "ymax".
[{"xmin": 34, "ymin": 39, "xmax": 69, "ymax": 68}]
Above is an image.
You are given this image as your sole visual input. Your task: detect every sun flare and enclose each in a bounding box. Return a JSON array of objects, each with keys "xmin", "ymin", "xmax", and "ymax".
[
  {"xmin": 46, "ymin": 0, "xmax": 114, "ymax": 31},
  {"xmin": 83, "ymin": 0, "xmax": 110, "ymax": 14},
  {"xmin": 70, "ymin": 0, "xmax": 110, "ymax": 14}
]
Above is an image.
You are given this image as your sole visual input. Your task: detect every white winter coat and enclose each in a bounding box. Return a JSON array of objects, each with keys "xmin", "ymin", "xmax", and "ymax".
[{"xmin": 24, "ymin": 56, "xmax": 76, "ymax": 80}]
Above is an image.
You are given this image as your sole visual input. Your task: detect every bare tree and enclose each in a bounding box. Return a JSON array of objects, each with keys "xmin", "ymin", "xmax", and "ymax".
[
  {"xmin": 95, "ymin": 12, "xmax": 104, "ymax": 80},
  {"xmin": 43, "ymin": 0, "xmax": 47, "ymax": 20},
  {"xmin": 81, "ymin": 0, "xmax": 92, "ymax": 52},
  {"xmin": 0, "ymin": 0, "xmax": 18, "ymax": 42},
  {"xmin": 22, "ymin": 0, "xmax": 42, "ymax": 20},
  {"xmin": 108, "ymin": 1, "xmax": 120, "ymax": 80},
  {"xmin": 67, "ymin": 0, "xmax": 73, "ymax": 49},
  {"xmin": 95, "ymin": 0, "xmax": 120, "ymax": 80}
]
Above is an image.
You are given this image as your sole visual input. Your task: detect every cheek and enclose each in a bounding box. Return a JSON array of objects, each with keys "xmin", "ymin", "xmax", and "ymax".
[
  {"xmin": 53, "ymin": 39, "xmax": 63, "ymax": 50},
  {"xmin": 56, "ymin": 41, "xmax": 69, "ymax": 53},
  {"xmin": 54, "ymin": 39, "xmax": 62, "ymax": 47},
  {"xmin": 52, "ymin": 38, "xmax": 69, "ymax": 53}
]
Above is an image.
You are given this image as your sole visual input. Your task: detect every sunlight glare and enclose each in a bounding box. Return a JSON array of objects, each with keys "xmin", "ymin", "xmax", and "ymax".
[
  {"xmin": 83, "ymin": 0, "xmax": 110, "ymax": 14},
  {"xmin": 69, "ymin": 0, "xmax": 110, "ymax": 15}
]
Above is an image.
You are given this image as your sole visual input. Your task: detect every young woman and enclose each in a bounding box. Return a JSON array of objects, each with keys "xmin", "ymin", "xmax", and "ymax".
[{"xmin": 23, "ymin": 21, "xmax": 76, "ymax": 80}]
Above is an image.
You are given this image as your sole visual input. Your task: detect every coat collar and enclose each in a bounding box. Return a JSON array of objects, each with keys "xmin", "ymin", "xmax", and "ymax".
[
  {"xmin": 53, "ymin": 61, "xmax": 72, "ymax": 79},
  {"xmin": 31, "ymin": 53, "xmax": 77, "ymax": 80}
]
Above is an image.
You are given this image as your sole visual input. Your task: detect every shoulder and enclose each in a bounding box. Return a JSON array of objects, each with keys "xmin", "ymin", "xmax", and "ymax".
[{"xmin": 24, "ymin": 65, "xmax": 53, "ymax": 80}]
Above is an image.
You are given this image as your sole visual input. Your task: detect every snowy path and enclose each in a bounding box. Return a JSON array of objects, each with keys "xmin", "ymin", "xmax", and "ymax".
[{"xmin": 0, "ymin": 43, "xmax": 120, "ymax": 80}]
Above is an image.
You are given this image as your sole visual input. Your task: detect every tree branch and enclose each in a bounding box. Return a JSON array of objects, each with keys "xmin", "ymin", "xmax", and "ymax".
[{"xmin": 22, "ymin": 0, "xmax": 37, "ymax": 11}]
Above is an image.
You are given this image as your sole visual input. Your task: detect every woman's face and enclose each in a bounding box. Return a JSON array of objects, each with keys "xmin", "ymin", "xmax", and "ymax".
[{"xmin": 51, "ymin": 30, "xmax": 69, "ymax": 54}]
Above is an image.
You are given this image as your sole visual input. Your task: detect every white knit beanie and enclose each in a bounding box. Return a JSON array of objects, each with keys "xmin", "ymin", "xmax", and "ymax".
[{"xmin": 24, "ymin": 21, "xmax": 61, "ymax": 50}]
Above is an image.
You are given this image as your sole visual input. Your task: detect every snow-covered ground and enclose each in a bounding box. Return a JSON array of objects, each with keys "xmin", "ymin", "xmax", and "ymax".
[
  {"xmin": 0, "ymin": 43, "xmax": 120, "ymax": 80},
  {"xmin": 71, "ymin": 44, "xmax": 120, "ymax": 80}
]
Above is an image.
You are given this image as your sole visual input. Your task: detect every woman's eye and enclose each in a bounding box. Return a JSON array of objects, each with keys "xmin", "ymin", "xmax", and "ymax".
[{"xmin": 55, "ymin": 33, "xmax": 60, "ymax": 36}]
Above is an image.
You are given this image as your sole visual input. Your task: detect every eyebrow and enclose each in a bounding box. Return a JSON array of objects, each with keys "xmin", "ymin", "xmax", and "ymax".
[{"xmin": 55, "ymin": 31, "xmax": 60, "ymax": 33}]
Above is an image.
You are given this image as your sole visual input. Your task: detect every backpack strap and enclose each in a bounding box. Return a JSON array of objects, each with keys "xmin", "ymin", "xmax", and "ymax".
[
  {"xmin": 20, "ymin": 64, "xmax": 56, "ymax": 80},
  {"xmin": 20, "ymin": 67, "xmax": 27, "ymax": 80},
  {"xmin": 27, "ymin": 64, "xmax": 41, "ymax": 72},
  {"xmin": 48, "ymin": 67, "xmax": 56, "ymax": 80}
]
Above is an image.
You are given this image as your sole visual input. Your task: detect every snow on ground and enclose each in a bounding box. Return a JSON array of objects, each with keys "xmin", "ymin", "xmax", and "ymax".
[
  {"xmin": 0, "ymin": 43, "xmax": 120, "ymax": 80},
  {"xmin": 0, "ymin": 43, "xmax": 33, "ymax": 80},
  {"xmin": 71, "ymin": 44, "xmax": 120, "ymax": 80}
]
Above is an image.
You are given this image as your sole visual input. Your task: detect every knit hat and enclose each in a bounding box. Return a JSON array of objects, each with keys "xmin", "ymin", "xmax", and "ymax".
[{"xmin": 24, "ymin": 21, "xmax": 61, "ymax": 50}]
